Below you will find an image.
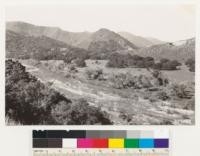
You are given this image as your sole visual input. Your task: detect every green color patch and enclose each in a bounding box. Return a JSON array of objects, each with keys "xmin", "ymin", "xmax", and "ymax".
[{"xmin": 124, "ymin": 139, "xmax": 139, "ymax": 148}]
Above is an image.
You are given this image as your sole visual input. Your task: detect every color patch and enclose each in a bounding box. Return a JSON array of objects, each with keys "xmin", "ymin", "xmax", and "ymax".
[
  {"xmin": 124, "ymin": 139, "xmax": 139, "ymax": 148},
  {"xmin": 77, "ymin": 139, "xmax": 93, "ymax": 148},
  {"xmin": 62, "ymin": 139, "xmax": 77, "ymax": 148},
  {"xmin": 33, "ymin": 139, "xmax": 48, "ymax": 148},
  {"xmin": 154, "ymin": 130, "xmax": 169, "ymax": 139},
  {"xmin": 154, "ymin": 139, "xmax": 169, "ymax": 148},
  {"xmin": 126, "ymin": 130, "xmax": 140, "ymax": 138},
  {"xmin": 33, "ymin": 130, "xmax": 47, "ymax": 138},
  {"xmin": 139, "ymin": 139, "xmax": 154, "ymax": 148},
  {"xmin": 86, "ymin": 131, "xmax": 101, "ymax": 138},
  {"xmin": 140, "ymin": 131, "xmax": 154, "ymax": 138},
  {"xmin": 99, "ymin": 131, "xmax": 115, "ymax": 138},
  {"xmin": 109, "ymin": 139, "xmax": 124, "ymax": 148},
  {"xmin": 112, "ymin": 131, "xmax": 126, "ymax": 138},
  {"xmin": 93, "ymin": 139, "xmax": 108, "ymax": 148},
  {"xmin": 48, "ymin": 139, "xmax": 62, "ymax": 148}
]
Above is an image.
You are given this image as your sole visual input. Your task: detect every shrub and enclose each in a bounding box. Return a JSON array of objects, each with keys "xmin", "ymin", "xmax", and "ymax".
[
  {"xmin": 144, "ymin": 57, "xmax": 155, "ymax": 67},
  {"xmin": 170, "ymin": 83, "xmax": 194, "ymax": 99},
  {"xmin": 85, "ymin": 68, "xmax": 104, "ymax": 80},
  {"xmin": 160, "ymin": 58, "xmax": 170, "ymax": 64},
  {"xmin": 109, "ymin": 73, "xmax": 135, "ymax": 89},
  {"xmin": 137, "ymin": 75, "xmax": 153, "ymax": 88},
  {"xmin": 109, "ymin": 73, "xmax": 152, "ymax": 89},
  {"xmin": 159, "ymin": 120, "xmax": 173, "ymax": 125},
  {"xmin": 106, "ymin": 53, "xmax": 128, "ymax": 68},
  {"xmin": 64, "ymin": 49, "xmax": 89, "ymax": 64},
  {"xmin": 64, "ymin": 64, "xmax": 78, "ymax": 78},
  {"xmin": 119, "ymin": 110, "xmax": 132, "ymax": 122},
  {"xmin": 51, "ymin": 99, "xmax": 112, "ymax": 125},
  {"xmin": 185, "ymin": 58, "xmax": 195, "ymax": 72},
  {"xmin": 154, "ymin": 59, "xmax": 181, "ymax": 70},
  {"xmin": 156, "ymin": 91, "xmax": 170, "ymax": 101},
  {"xmin": 150, "ymin": 70, "xmax": 169, "ymax": 86},
  {"xmin": 184, "ymin": 97, "xmax": 195, "ymax": 110},
  {"xmin": 73, "ymin": 58, "xmax": 86, "ymax": 67}
]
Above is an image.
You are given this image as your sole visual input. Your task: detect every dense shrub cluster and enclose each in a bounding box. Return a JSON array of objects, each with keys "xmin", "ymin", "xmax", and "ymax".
[
  {"xmin": 106, "ymin": 53, "xmax": 181, "ymax": 70},
  {"xmin": 106, "ymin": 53, "xmax": 155, "ymax": 68},
  {"xmin": 6, "ymin": 60, "xmax": 111, "ymax": 125},
  {"xmin": 154, "ymin": 59, "xmax": 181, "ymax": 70},
  {"xmin": 185, "ymin": 58, "xmax": 195, "ymax": 72},
  {"xmin": 108, "ymin": 70, "xmax": 170, "ymax": 90},
  {"xmin": 6, "ymin": 60, "xmax": 58, "ymax": 124},
  {"xmin": 51, "ymin": 99, "xmax": 112, "ymax": 125},
  {"xmin": 63, "ymin": 50, "xmax": 89, "ymax": 64}
]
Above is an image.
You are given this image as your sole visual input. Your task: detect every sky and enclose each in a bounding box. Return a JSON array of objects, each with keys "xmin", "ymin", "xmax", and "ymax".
[{"xmin": 6, "ymin": 4, "xmax": 196, "ymax": 42}]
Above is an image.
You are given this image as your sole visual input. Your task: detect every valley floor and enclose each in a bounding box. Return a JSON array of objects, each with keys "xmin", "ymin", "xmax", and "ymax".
[{"xmin": 19, "ymin": 59, "xmax": 195, "ymax": 125}]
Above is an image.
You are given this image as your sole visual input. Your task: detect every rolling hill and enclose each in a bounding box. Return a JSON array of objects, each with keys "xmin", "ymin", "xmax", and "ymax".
[
  {"xmin": 138, "ymin": 38, "xmax": 195, "ymax": 62},
  {"xmin": 6, "ymin": 30, "xmax": 89, "ymax": 61},
  {"xmin": 6, "ymin": 21, "xmax": 92, "ymax": 49}
]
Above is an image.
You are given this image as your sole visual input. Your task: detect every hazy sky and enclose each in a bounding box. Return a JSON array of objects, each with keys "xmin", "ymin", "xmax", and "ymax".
[{"xmin": 6, "ymin": 4, "xmax": 196, "ymax": 42}]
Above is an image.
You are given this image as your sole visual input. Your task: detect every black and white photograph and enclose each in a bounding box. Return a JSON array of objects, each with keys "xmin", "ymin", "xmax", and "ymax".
[{"xmin": 5, "ymin": 4, "xmax": 195, "ymax": 125}]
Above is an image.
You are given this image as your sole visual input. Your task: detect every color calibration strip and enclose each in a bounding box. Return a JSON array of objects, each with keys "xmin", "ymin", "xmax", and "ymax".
[
  {"xmin": 32, "ymin": 130, "xmax": 169, "ymax": 156},
  {"xmin": 33, "ymin": 138, "xmax": 168, "ymax": 148}
]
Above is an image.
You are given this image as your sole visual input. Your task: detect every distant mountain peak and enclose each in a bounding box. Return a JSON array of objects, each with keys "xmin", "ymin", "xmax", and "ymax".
[{"xmin": 88, "ymin": 28, "xmax": 138, "ymax": 54}]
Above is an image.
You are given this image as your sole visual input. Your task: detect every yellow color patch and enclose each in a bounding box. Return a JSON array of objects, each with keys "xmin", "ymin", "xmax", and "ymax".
[{"xmin": 108, "ymin": 139, "xmax": 124, "ymax": 148}]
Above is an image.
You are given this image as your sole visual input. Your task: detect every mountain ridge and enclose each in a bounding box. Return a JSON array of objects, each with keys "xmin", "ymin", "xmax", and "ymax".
[
  {"xmin": 6, "ymin": 21, "xmax": 195, "ymax": 62},
  {"xmin": 7, "ymin": 21, "xmax": 162, "ymax": 49}
]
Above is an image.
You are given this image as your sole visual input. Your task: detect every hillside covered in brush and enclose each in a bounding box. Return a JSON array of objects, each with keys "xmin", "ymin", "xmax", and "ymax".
[
  {"xmin": 6, "ymin": 21, "xmax": 195, "ymax": 63},
  {"xmin": 6, "ymin": 59, "xmax": 112, "ymax": 125},
  {"xmin": 138, "ymin": 38, "xmax": 195, "ymax": 62},
  {"xmin": 7, "ymin": 22, "xmax": 139, "ymax": 53},
  {"xmin": 6, "ymin": 30, "xmax": 90, "ymax": 63},
  {"xmin": 7, "ymin": 21, "xmax": 93, "ymax": 49}
]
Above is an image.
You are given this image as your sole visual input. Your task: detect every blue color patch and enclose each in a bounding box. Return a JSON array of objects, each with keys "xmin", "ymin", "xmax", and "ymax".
[{"xmin": 139, "ymin": 139, "xmax": 154, "ymax": 148}]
